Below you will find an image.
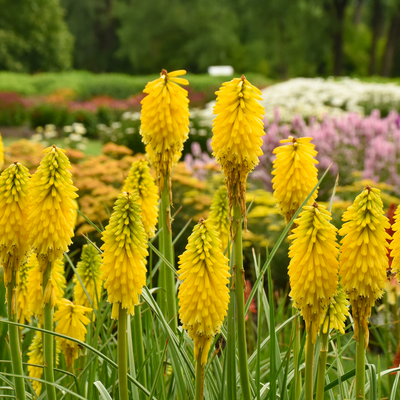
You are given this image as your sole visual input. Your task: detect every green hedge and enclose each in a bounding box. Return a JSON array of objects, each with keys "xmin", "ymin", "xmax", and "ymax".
[{"xmin": 0, "ymin": 70, "xmax": 273, "ymax": 100}]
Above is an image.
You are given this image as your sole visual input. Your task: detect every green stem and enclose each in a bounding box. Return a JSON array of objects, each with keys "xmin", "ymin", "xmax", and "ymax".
[
  {"xmin": 316, "ymin": 330, "xmax": 329, "ymax": 400},
  {"xmin": 293, "ymin": 313, "xmax": 301, "ymax": 400},
  {"xmin": 305, "ymin": 326, "xmax": 314, "ymax": 400},
  {"xmin": 133, "ymin": 304, "xmax": 147, "ymax": 395},
  {"xmin": 160, "ymin": 174, "xmax": 177, "ymax": 332},
  {"xmin": 355, "ymin": 327, "xmax": 365, "ymax": 400},
  {"xmin": 233, "ymin": 203, "xmax": 252, "ymax": 400},
  {"xmin": 118, "ymin": 306, "xmax": 129, "ymax": 400},
  {"xmin": 43, "ymin": 261, "xmax": 56, "ymax": 400},
  {"xmin": 7, "ymin": 270, "xmax": 26, "ymax": 400},
  {"xmin": 195, "ymin": 348, "xmax": 205, "ymax": 400}
]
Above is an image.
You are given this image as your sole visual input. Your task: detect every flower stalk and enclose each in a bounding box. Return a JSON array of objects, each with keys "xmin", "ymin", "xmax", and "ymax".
[
  {"xmin": 233, "ymin": 202, "xmax": 252, "ymax": 400},
  {"xmin": 355, "ymin": 324, "xmax": 365, "ymax": 399},
  {"xmin": 160, "ymin": 174, "xmax": 177, "ymax": 331},
  {"xmin": 133, "ymin": 304, "xmax": 147, "ymax": 391},
  {"xmin": 7, "ymin": 270, "xmax": 26, "ymax": 400},
  {"xmin": 315, "ymin": 330, "xmax": 329, "ymax": 400},
  {"xmin": 43, "ymin": 261, "xmax": 57, "ymax": 400},
  {"xmin": 305, "ymin": 326, "xmax": 315, "ymax": 400},
  {"xmin": 195, "ymin": 348, "xmax": 205, "ymax": 400},
  {"xmin": 118, "ymin": 305, "xmax": 129, "ymax": 400}
]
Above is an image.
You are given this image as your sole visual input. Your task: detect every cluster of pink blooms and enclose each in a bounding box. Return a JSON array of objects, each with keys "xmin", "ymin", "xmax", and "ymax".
[
  {"xmin": 186, "ymin": 108, "xmax": 400, "ymax": 194},
  {"xmin": 256, "ymin": 108, "xmax": 400, "ymax": 191}
]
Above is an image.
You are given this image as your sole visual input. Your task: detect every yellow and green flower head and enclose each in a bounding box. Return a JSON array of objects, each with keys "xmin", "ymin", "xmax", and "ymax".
[
  {"xmin": 339, "ymin": 186, "xmax": 390, "ymax": 344},
  {"xmin": 140, "ymin": 69, "xmax": 190, "ymax": 188},
  {"xmin": 54, "ymin": 298, "xmax": 91, "ymax": 370},
  {"xmin": 321, "ymin": 285, "xmax": 350, "ymax": 335},
  {"xmin": 390, "ymin": 205, "xmax": 400, "ymax": 281},
  {"xmin": 27, "ymin": 254, "xmax": 66, "ymax": 317},
  {"xmin": 27, "ymin": 330, "xmax": 60, "ymax": 395},
  {"xmin": 0, "ymin": 162, "xmax": 30, "ymax": 285},
  {"xmin": 272, "ymin": 137, "xmax": 319, "ymax": 224},
  {"xmin": 17, "ymin": 260, "xmax": 33, "ymax": 324},
  {"xmin": 178, "ymin": 219, "xmax": 230, "ymax": 365},
  {"xmin": 123, "ymin": 159, "xmax": 159, "ymax": 238},
  {"xmin": 288, "ymin": 203, "xmax": 339, "ymax": 343},
  {"xmin": 211, "ymin": 76, "xmax": 265, "ymax": 219},
  {"xmin": 0, "ymin": 133, "xmax": 4, "ymax": 170},
  {"xmin": 209, "ymin": 186, "xmax": 230, "ymax": 251},
  {"xmin": 73, "ymin": 244, "xmax": 102, "ymax": 309},
  {"xmin": 28, "ymin": 145, "xmax": 78, "ymax": 270},
  {"xmin": 101, "ymin": 191, "xmax": 148, "ymax": 319}
]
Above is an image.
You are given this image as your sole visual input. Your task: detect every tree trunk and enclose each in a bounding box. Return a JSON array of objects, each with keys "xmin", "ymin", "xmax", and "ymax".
[
  {"xmin": 381, "ymin": 9, "xmax": 400, "ymax": 77},
  {"xmin": 354, "ymin": 0, "xmax": 364, "ymax": 25},
  {"xmin": 332, "ymin": 0, "xmax": 349, "ymax": 76},
  {"xmin": 369, "ymin": 0, "xmax": 383, "ymax": 75}
]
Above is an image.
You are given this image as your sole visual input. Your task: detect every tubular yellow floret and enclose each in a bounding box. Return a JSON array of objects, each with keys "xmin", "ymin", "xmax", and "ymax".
[
  {"xmin": 123, "ymin": 159, "xmax": 159, "ymax": 238},
  {"xmin": 73, "ymin": 244, "xmax": 102, "ymax": 309},
  {"xmin": 288, "ymin": 203, "xmax": 339, "ymax": 343},
  {"xmin": 17, "ymin": 260, "xmax": 32, "ymax": 324},
  {"xmin": 27, "ymin": 254, "xmax": 66, "ymax": 318},
  {"xmin": 101, "ymin": 191, "xmax": 148, "ymax": 319},
  {"xmin": 390, "ymin": 205, "xmax": 400, "ymax": 282},
  {"xmin": 27, "ymin": 330, "xmax": 60, "ymax": 395},
  {"xmin": 272, "ymin": 136, "xmax": 319, "ymax": 224},
  {"xmin": 209, "ymin": 186, "xmax": 230, "ymax": 252},
  {"xmin": 339, "ymin": 186, "xmax": 390, "ymax": 345},
  {"xmin": 178, "ymin": 219, "xmax": 230, "ymax": 365},
  {"xmin": 54, "ymin": 298, "xmax": 91, "ymax": 370},
  {"xmin": 0, "ymin": 162, "xmax": 30, "ymax": 285},
  {"xmin": 27, "ymin": 145, "xmax": 78, "ymax": 270},
  {"xmin": 321, "ymin": 285, "xmax": 350, "ymax": 335},
  {"xmin": 211, "ymin": 76, "xmax": 265, "ymax": 219},
  {"xmin": 140, "ymin": 69, "xmax": 190, "ymax": 189}
]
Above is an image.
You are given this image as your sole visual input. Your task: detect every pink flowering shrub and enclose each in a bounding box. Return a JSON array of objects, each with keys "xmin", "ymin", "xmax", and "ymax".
[{"xmin": 257, "ymin": 109, "xmax": 400, "ymax": 193}]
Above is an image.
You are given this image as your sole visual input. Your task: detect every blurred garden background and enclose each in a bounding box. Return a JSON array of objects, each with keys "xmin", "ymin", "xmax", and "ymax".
[{"xmin": 2, "ymin": 0, "xmax": 400, "ymax": 398}]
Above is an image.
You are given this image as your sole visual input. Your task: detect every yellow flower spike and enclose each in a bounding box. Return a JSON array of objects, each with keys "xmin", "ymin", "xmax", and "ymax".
[
  {"xmin": 27, "ymin": 255, "xmax": 66, "ymax": 318},
  {"xmin": 390, "ymin": 205, "xmax": 400, "ymax": 282},
  {"xmin": 54, "ymin": 298, "xmax": 91, "ymax": 370},
  {"xmin": 28, "ymin": 145, "xmax": 78, "ymax": 271},
  {"xmin": 0, "ymin": 162, "xmax": 31, "ymax": 286},
  {"xmin": 123, "ymin": 159, "xmax": 159, "ymax": 238},
  {"xmin": 27, "ymin": 330, "xmax": 60, "ymax": 395},
  {"xmin": 272, "ymin": 136, "xmax": 319, "ymax": 224},
  {"xmin": 288, "ymin": 203, "xmax": 339, "ymax": 343},
  {"xmin": 178, "ymin": 219, "xmax": 230, "ymax": 365},
  {"xmin": 73, "ymin": 244, "xmax": 102, "ymax": 309},
  {"xmin": 0, "ymin": 133, "xmax": 4, "ymax": 170},
  {"xmin": 140, "ymin": 69, "xmax": 190, "ymax": 189},
  {"xmin": 211, "ymin": 75, "xmax": 265, "ymax": 222},
  {"xmin": 209, "ymin": 186, "xmax": 230, "ymax": 251},
  {"xmin": 321, "ymin": 285, "xmax": 350, "ymax": 335},
  {"xmin": 17, "ymin": 261, "xmax": 33, "ymax": 324},
  {"xmin": 339, "ymin": 186, "xmax": 390, "ymax": 345},
  {"xmin": 100, "ymin": 191, "xmax": 148, "ymax": 319}
]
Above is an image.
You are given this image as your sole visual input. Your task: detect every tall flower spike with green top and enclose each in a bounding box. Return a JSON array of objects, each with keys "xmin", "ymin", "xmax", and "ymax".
[
  {"xmin": 73, "ymin": 244, "xmax": 102, "ymax": 309},
  {"xmin": 17, "ymin": 260, "xmax": 33, "ymax": 325},
  {"xmin": 178, "ymin": 218, "xmax": 230, "ymax": 400},
  {"xmin": 272, "ymin": 136, "xmax": 319, "ymax": 224},
  {"xmin": 316, "ymin": 285, "xmax": 349, "ymax": 400},
  {"xmin": 27, "ymin": 145, "xmax": 78, "ymax": 400},
  {"xmin": 339, "ymin": 186, "xmax": 390, "ymax": 399},
  {"xmin": 140, "ymin": 69, "xmax": 189, "ymax": 329},
  {"xmin": 123, "ymin": 159, "xmax": 159, "ymax": 239},
  {"xmin": 0, "ymin": 162, "xmax": 30, "ymax": 400},
  {"xmin": 209, "ymin": 185, "xmax": 230, "ymax": 252},
  {"xmin": 390, "ymin": 205, "xmax": 400, "ymax": 282},
  {"xmin": 288, "ymin": 203, "xmax": 339, "ymax": 400},
  {"xmin": 54, "ymin": 298, "xmax": 91, "ymax": 370},
  {"xmin": 100, "ymin": 191, "xmax": 148, "ymax": 400},
  {"xmin": 211, "ymin": 75, "xmax": 264, "ymax": 399}
]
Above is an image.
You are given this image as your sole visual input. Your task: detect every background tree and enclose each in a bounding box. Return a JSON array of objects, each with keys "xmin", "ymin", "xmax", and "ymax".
[{"xmin": 0, "ymin": 0, "xmax": 73, "ymax": 72}]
